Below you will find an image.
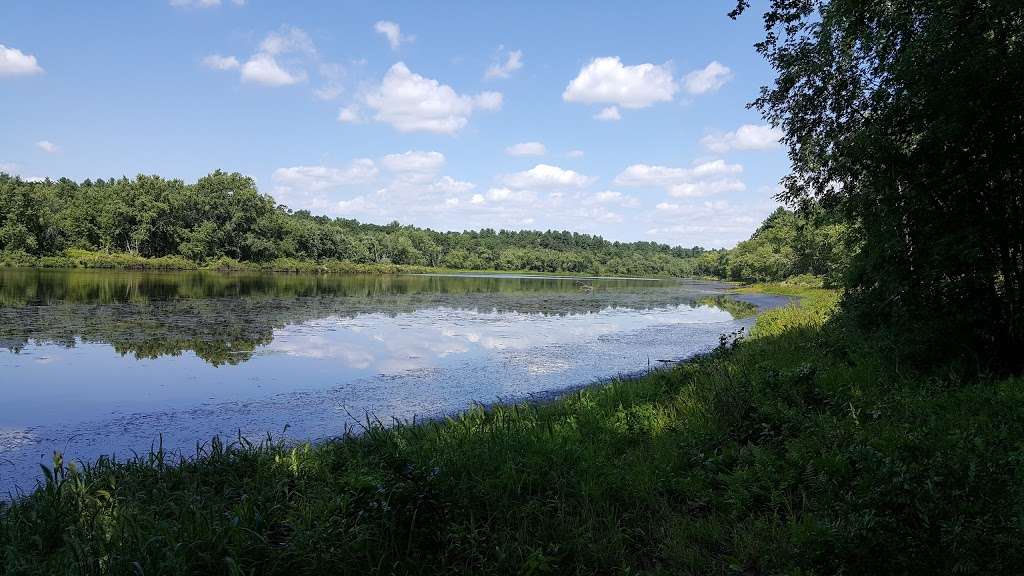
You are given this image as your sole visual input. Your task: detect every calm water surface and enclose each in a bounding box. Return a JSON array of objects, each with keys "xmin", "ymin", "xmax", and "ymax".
[{"xmin": 0, "ymin": 268, "xmax": 769, "ymax": 495}]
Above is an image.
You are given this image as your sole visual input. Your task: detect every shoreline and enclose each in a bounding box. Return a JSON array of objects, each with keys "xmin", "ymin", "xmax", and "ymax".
[{"xmin": 0, "ymin": 249, "xmax": 711, "ymax": 280}]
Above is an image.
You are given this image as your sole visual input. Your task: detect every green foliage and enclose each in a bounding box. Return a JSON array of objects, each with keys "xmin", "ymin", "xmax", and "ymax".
[
  {"xmin": 3, "ymin": 287, "xmax": 1021, "ymax": 574},
  {"xmin": 695, "ymin": 205, "xmax": 850, "ymax": 285},
  {"xmin": 0, "ymin": 172, "xmax": 707, "ymax": 277},
  {"xmin": 733, "ymin": 0, "xmax": 1024, "ymax": 372}
]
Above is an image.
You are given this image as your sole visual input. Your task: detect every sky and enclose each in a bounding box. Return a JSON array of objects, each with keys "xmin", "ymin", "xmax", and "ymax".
[{"xmin": 0, "ymin": 1, "xmax": 789, "ymax": 249}]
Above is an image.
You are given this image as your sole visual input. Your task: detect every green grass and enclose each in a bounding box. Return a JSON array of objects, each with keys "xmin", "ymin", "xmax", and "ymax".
[{"xmin": 2, "ymin": 285, "xmax": 1022, "ymax": 574}]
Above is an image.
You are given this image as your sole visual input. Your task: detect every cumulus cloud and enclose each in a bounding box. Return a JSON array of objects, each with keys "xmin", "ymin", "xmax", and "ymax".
[
  {"xmin": 594, "ymin": 106, "xmax": 621, "ymax": 121},
  {"xmin": 485, "ymin": 49, "xmax": 523, "ymax": 80},
  {"xmin": 0, "ymin": 44, "xmax": 43, "ymax": 77},
  {"xmin": 272, "ymin": 160, "xmax": 378, "ymax": 192},
  {"xmin": 502, "ymin": 164, "xmax": 594, "ymax": 189},
  {"xmin": 202, "ymin": 26, "xmax": 335, "ymax": 91},
  {"xmin": 700, "ymin": 123, "xmax": 783, "ymax": 153},
  {"xmin": 364, "ymin": 62, "xmax": 502, "ymax": 134},
  {"xmin": 505, "ymin": 142, "xmax": 546, "ymax": 156},
  {"xmin": 35, "ymin": 140, "xmax": 59, "ymax": 154},
  {"xmin": 375, "ymin": 21, "xmax": 413, "ymax": 51},
  {"xmin": 667, "ymin": 178, "xmax": 746, "ymax": 198},
  {"xmin": 563, "ymin": 57, "xmax": 677, "ymax": 110},
  {"xmin": 241, "ymin": 53, "xmax": 305, "ymax": 85},
  {"xmin": 645, "ymin": 198, "xmax": 778, "ymax": 248},
  {"xmin": 259, "ymin": 26, "xmax": 316, "ymax": 57},
  {"xmin": 683, "ymin": 61, "xmax": 733, "ymax": 94},
  {"xmin": 486, "ymin": 187, "xmax": 536, "ymax": 203},
  {"xmin": 337, "ymin": 105, "xmax": 362, "ymax": 123},
  {"xmin": 614, "ymin": 159, "xmax": 744, "ymax": 199},
  {"xmin": 380, "ymin": 151, "xmax": 446, "ymax": 173},
  {"xmin": 586, "ymin": 190, "xmax": 639, "ymax": 207},
  {"xmin": 614, "ymin": 159, "xmax": 743, "ymax": 187},
  {"xmin": 201, "ymin": 54, "xmax": 239, "ymax": 70}
]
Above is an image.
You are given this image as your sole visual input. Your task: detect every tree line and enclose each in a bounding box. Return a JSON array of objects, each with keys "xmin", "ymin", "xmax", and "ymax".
[{"xmin": 0, "ymin": 171, "xmax": 711, "ymax": 277}]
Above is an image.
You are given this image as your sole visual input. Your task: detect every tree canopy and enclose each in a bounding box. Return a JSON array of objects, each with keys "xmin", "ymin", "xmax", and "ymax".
[
  {"xmin": 0, "ymin": 172, "xmax": 710, "ymax": 277},
  {"xmin": 733, "ymin": 0, "xmax": 1024, "ymax": 373}
]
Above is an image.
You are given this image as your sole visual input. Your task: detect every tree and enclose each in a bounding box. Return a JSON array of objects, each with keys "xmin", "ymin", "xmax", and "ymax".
[{"xmin": 733, "ymin": 0, "xmax": 1024, "ymax": 372}]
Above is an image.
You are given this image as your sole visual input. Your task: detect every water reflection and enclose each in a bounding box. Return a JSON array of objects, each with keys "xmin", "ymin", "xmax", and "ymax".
[
  {"xmin": 0, "ymin": 269, "xmax": 751, "ymax": 366},
  {"xmin": 0, "ymin": 269, "xmax": 763, "ymax": 495}
]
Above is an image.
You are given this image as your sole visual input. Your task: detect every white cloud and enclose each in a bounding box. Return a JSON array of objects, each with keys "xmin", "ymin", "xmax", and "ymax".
[
  {"xmin": 0, "ymin": 44, "xmax": 43, "ymax": 77},
  {"xmin": 241, "ymin": 53, "xmax": 305, "ymax": 86},
  {"xmin": 700, "ymin": 124, "xmax": 783, "ymax": 153},
  {"xmin": 614, "ymin": 159, "xmax": 743, "ymax": 187},
  {"xmin": 474, "ymin": 92, "xmax": 503, "ymax": 111},
  {"xmin": 563, "ymin": 56, "xmax": 677, "ymax": 109},
  {"xmin": 374, "ymin": 21, "xmax": 413, "ymax": 51},
  {"xmin": 587, "ymin": 190, "xmax": 639, "ymax": 207},
  {"xmin": 380, "ymin": 151, "xmax": 446, "ymax": 173},
  {"xmin": 259, "ymin": 27, "xmax": 316, "ymax": 57},
  {"xmin": 594, "ymin": 106, "xmax": 621, "ymax": 121},
  {"xmin": 364, "ymin": 62, "xmax": 502, "ymax": 134},
  {"xmin": 668, "ymin": 178, "xmax": 746, "ymax": 198},
  {"xmin": 485, "ymin": 49, "xmax": 523, "ymax": 80},
  {"xmin": 645, "ymin": 198, "xmax": 778, "ymax": 248},
  {"xmin": 428, "ymin": 176, "xmax": 475, "ymax": 194},
  {"xmin": 503, "ymin": 164, "xmax": 594, "ymax": 189},
  {"xmin": 614, "ymin": 159, "xmax": 744, "ymax": 199},
  {"xmin": 35, "ymin": 140, "xmax": 59, "ymax": 154},
  {"xmin": 683, "ymin": 61, "xmax": 733, "ymax": 95},
  {"xmin": 470, "ymin": 194, "xmax": 485, "ymax": 205},
  {"xmin": 505, "ymin": 142, "xmax": 546, "ymax": 157},
  {"xmin": 337, "ymin": 105, "xmax": 362, "ymax": 123},
  {"xmin": 335, "ymin": 195, "xmax": 381, "ymax": 215},
  {"xmin": 272, "ymin": 160, "xmax": 378, "ymax": 193},
  {"xmin": 201, "ymin": 54, "xmax": 239, "ymax": 70},
  {"xmin": 227, "ymin": 27, "xmax": 317, "ymax": 87},
  {"xmin": 566, "ymin": 149, "xmax": 584, "ymax": 158}
]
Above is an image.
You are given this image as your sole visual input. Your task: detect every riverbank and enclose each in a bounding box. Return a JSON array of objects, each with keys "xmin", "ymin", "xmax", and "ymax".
[{"xmin": 2, "ymin": 284, "xmax": 1022, "ymax": 574}]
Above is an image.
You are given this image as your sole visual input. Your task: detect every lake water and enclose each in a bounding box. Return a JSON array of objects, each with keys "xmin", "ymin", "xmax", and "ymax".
[{"xmin": 0, "ymin": 268, "xmax": 771, "ymax": 495}]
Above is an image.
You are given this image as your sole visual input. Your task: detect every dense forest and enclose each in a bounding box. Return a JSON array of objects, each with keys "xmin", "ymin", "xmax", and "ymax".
[
  {"xmin": 0, "ymin": 172, "xmax": 709, "ymax": 277},
  {"xmin": 0, "ymin": 171, "xmax": 848, "ymax": 282}
]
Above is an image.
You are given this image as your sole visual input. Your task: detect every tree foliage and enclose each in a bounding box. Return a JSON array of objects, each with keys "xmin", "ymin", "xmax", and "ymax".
[
  {"xmin": 733, "ymin": 0, "xmax": 1024, "ymax": 372},
  {"xmin": 696, "ymin": 205, "xmax": 849, "ymax": 284},
  {"xmin": 0, "ymin": 172, "xmax": 708, "ymax": 277}
]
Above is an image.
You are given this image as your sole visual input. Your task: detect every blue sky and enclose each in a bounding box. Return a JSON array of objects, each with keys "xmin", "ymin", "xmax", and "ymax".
[{"xmin": 1, "ymin": 1, "xmax": 788, "ymax": 248}]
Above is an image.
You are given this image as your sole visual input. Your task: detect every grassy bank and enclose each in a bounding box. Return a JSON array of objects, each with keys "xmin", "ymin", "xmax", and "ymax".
[{"xmin": 2, "ymin": 286, "xmax": 1022, "ymax": 574}]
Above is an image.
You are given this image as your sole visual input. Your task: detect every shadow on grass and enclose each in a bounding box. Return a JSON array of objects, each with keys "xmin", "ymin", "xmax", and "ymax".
[{"xmin": 2, "ymin": 289, "xmax": 1023, "ymax": 575}]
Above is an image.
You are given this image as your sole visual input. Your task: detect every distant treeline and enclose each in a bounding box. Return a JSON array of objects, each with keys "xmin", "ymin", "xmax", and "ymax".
[
  {"xmin": 0, "ymin": 171, "xmax": 849, "ymax": 282},
  {"xmin": 0, "ymin": 171, "xmax": 711, "ymax": 277},
  {"xmin": 695, "ymin": 205, "xmax": 849, "ymax": 285}
]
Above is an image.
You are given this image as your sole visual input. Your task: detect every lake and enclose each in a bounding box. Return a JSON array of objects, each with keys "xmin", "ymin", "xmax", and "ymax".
[{"xmin": 0, "ymin": 268, "xmax": 772, "ymax": 495}]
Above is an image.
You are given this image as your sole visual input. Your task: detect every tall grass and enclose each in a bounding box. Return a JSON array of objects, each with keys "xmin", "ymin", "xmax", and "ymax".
[{"xmin": 2, "ymin": 286, "xmax": 1022, "ymax": 574}]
